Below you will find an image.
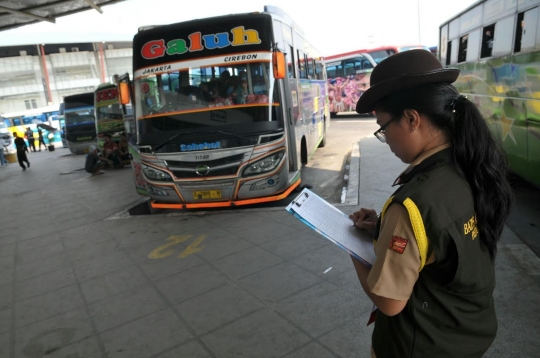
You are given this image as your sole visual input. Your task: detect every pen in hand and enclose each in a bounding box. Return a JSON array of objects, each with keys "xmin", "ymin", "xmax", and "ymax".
[{"xmin": 352, "ymin": 212, "xmax": 381, "ymax": 227}]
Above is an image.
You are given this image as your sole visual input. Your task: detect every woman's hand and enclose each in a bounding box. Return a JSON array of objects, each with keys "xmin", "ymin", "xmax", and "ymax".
[{"xmin": 349, "ymin": 208, "xmax": 378, "ymax": 233}]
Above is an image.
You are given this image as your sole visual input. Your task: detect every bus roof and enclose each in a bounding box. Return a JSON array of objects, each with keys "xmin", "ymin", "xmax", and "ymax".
[
  {"xmin": 439, "ymin": 0, "xmax": 484, "ymax": 27},
  {"xmin": 63, "ymin": 92, "xmax": 94, "ymax": 101},
  {"xmin": 325, "ymin": 45, "xmax": 429, "ymax": 61},
  {"xmin": 96, "ymin": 82, "xmax": 116, "ymax": 90},
  {"xmin": 324, "ymin": 52, "xmax": 377, "ymax": 67}
]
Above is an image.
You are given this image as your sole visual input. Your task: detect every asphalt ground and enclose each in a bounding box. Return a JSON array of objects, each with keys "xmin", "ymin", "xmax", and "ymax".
[{"xmin": 0, "ymin": 136, "xmax": 539, "ymax": 358}]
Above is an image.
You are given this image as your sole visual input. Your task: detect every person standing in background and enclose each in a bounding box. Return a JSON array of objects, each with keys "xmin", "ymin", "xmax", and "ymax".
[
  {"xmin": 0, "ymin": 136, "xmax": 7, "ymax": 167},
  {"xmin": 13, "ymin": 132, "xmax": 30, "ymax": 170},
  {"xmin": 25, "ymin": 127, "xmax": 36, "ymax": 152},
  {"xmin": 37, "ymin": 128, "xmax": 47, "ymax": 151}
]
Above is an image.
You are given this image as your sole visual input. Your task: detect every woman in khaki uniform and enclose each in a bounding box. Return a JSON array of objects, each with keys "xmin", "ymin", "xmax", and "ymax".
[{"xmin": 349, "ymin": 50, "xmax": 513, "ymax": 357}]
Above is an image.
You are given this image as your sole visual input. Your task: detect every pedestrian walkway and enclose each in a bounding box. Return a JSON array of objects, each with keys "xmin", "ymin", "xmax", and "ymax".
[{"xmin": 0, "ymin": 140, "xmax": 538, "ymax": 358}]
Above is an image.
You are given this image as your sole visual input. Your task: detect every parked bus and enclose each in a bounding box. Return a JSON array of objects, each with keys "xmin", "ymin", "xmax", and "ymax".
[
  {"xmin": 94, "ymin": 83, "xmax": 126, "ymax": 150},
  {"xmin": 440, "ymin": 0, "xmax": 540, "ymax": 187},
  {"xmin": 0, "ymin": 105, "xmax": 63, "ymax": 150},
  {"xmin": 116, "ymin": 5, "xmax": 329, "ymax": 209},
  {"xmin": 324, "ymin": 45, "xmax": 430, "ymax": 116},
  {"xmin": 63, "ymin": 92, "xmax": 97, "ymax": 154},
  {"xmin": 324, "ymin": 52, "xmax": 377, "ymax": 117},
  {"xmin": 57, "ymin": 103, "xmax": 68, "ymax": 148}
]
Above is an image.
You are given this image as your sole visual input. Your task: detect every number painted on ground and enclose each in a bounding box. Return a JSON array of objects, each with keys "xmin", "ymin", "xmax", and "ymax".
[{"xmin": 148, "ymin": 234, "xmax": 207, "ymax": 259}]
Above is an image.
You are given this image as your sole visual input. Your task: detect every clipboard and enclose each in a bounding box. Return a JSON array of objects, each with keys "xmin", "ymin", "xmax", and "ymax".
[{"xmin": 286, "ymin": 188, "xmax": 376, "ymax": 267}]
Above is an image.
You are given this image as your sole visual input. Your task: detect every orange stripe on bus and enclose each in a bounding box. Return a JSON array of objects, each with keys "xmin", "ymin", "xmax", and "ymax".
[
  {"xmin": 138, "ymin": 103, "xmax": 280, "ymax": 120},
  {"xmin": 149, "ymin": 179, "xmax": 301, "ymax": 210}
]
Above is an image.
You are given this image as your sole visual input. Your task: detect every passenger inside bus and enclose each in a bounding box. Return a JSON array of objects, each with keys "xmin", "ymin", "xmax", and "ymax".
[{"xmin": 235, "ymin": 79, "xmax": 249, "ymax": 104}]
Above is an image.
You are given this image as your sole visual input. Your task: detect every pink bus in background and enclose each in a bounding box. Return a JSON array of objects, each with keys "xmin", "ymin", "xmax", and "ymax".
[
  {"xmin": 325, "ymin": 45, "xmax": 430, "ymax": 116},
  {"xmin": 324, "ymin": 52, "xmax": 377, "ymax": 116}
]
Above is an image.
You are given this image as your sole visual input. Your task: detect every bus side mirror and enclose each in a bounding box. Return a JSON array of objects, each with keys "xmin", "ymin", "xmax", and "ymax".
[
  {"xmin": 118, "ymin": 82, "xmax": 130, "ymax": 105},
  {"xmin": 273, "ymin": 51, "xmax": 286, "ymax": 79}
]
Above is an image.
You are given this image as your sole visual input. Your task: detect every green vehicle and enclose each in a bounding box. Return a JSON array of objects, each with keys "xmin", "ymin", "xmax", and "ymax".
[{"xmin": 439, "ymin": 0, "xmax": 540, "ymax": 187}]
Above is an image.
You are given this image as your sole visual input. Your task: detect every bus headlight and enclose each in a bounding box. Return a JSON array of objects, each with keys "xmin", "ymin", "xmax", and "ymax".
[
  {"xmin": 243, "ymin": 151, "xmax": 284, "ymax": 176},
  {"xmin": 142, "ymin": 164, "xmax": 172, "ymax": 181}
]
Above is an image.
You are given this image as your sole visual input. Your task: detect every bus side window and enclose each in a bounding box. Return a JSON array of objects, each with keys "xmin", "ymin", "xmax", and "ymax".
[
  {"xmin": 446, "ymin": 41, "xmax": 452, "ymax": 65},
  {"xmin": 298, "ymin": 50, "xmax": 306, "ymax": 79},
  {"xmin": 481, "ymin": 24, "xmax": 495, "ymax": 58},
  {"xmin": 362, "ymin": 60, "xmax": 373, "ymax": 69},
  {"xmin": 315, "ymin": 61, "xmax": 323, "ymax": 80},
  {"xmin": 326, "ymin": 66, "xmax": 336, "ymax": 78},
  {"xmin": 287, "ymin": 45, "xmax": 296, "ymax": 78},
  {"xmin": 515, "ymin": 8, "xmax": 538, "ymax": 53},
  {"xmin": 458, "ymin": 34, "xmax": 468, "ymax": 63},
  {"xmin": 13, "ymin": 118, "xmax": 21, "ymax": 126}
]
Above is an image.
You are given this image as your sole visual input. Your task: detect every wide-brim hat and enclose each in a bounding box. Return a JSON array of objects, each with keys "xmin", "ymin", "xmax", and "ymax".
[{"xmin": 355, "ymin": 49, "xmax": 459, "ymax": 113}]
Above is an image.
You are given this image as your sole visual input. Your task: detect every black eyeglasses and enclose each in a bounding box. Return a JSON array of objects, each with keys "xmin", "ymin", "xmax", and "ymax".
[{"xmin": 374, "ymin": 116, "xmax": 399, "ymax": 143}]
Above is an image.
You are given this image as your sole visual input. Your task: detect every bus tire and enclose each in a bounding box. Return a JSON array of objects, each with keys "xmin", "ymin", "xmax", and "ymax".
[
  {"xmin": 318, "ymin": 120, "xmax": 327, "ymax": 148},
  {"xmin": 330, "ymin": 112, "xmax": 337, "ymax": 118}
]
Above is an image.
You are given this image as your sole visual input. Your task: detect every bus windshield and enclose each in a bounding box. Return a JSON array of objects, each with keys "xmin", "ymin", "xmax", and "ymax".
[
  {"xmin": 65, "ymin": 108, "xmax": 94, "ymax": 131},
  {"xmin": 95, "ymin": 85, "xmax": 125, "ymax": 134},
  {"xmin": 136, "ymin": 62, "xmax": 280, "ymax": 148},
  {"xmin": 63, "ymin": 92, "xmax": 96, "ymax": 153},
  {"xmin": 136, "ymin": 62, "xmax": 271, "ymax": 118}
]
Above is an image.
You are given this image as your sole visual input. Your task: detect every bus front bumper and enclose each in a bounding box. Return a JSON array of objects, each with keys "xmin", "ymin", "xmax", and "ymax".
[{"xmin": 148, "ymin": 179, "xmax": 300, "ymax": 210}]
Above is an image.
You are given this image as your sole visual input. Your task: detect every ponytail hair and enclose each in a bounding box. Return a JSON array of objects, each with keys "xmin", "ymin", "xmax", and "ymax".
[{"xmin": 375, "ymin": 83, "xmax": 513, "ymax": 259}]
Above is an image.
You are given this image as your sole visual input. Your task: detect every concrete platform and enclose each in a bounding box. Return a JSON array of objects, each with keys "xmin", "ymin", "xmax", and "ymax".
[{"xmin": 0, "ymin": 138, "xmax": 538, "ymax": 358}]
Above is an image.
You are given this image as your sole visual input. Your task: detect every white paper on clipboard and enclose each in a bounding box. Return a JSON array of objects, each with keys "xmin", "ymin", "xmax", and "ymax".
[{"xmin": 286, "ymin": 188, "xmax": 376, "ymax": 266}]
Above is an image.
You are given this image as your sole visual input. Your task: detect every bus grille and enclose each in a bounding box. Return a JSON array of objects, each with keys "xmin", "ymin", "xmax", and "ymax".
[{"xmin": 166, "ymin": 153, "xmax": 246, "ymax": 179}]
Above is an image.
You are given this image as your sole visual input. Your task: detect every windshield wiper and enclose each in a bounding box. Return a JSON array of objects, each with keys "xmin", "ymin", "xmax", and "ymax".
[
  {"xmin": 210, "ymin": 130, "xmax": 258, "ymax": 145},
  {"xmin": 153, "ymin": 132, "xmax": 184, "ymax": 152}
]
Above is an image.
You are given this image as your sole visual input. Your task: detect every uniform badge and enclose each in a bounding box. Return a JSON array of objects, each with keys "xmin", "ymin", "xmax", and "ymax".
[{"xmin": 389, "ymin": 236, "xmax": 408, "ymax": 254}]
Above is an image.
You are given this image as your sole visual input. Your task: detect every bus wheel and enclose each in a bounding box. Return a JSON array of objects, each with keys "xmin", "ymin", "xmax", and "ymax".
[
  {"xmin": 330, "ymin": 112, "xmax": 337, "ymax": 118},
  {"xmin": 301, "ymin": 137, "xmax": 308, "ymax": 166},
  {"xmin": 318, "ymin": 120, "xmax": 327, "ymax": 148}
]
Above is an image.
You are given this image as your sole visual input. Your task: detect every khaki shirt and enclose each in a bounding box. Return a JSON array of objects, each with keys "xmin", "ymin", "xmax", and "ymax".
[{"xmin": 367, "ymin": 143, "xmax": 450, "ymax": 301}]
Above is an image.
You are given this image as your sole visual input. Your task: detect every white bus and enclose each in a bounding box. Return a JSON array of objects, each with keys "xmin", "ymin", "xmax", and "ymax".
[{"xmin": 116, "ymin": 6, "xmax": 330, "ymax": 209}]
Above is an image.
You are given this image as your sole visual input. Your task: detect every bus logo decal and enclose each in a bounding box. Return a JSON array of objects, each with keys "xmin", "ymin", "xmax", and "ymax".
[
  {"xmin": 142, "ymin": 65, "xmax": 172, "ymax": 75},
  {"xmin": 96, "ymin": 88, "xmax": 118, "ymax": 102},
  {"xmin": 195, "ymin": 165, "xmax": 211, "ymax": 176},
  {"xmin": 141, "ymin": 26, "xmax": 262, "ymax": 60},
  {"xmin": 180, "ymin": 141, "xmax": 221, "ymax": 151}
]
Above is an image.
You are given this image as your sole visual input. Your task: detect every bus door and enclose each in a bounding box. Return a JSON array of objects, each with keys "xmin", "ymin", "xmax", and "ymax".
[
  {"xmin": 118, "ymin": 80, "xmax": 148, "ymax": 196},
  {"xmin": 280, "ymin": 23, "xmax": 301, "ymax": 172}
]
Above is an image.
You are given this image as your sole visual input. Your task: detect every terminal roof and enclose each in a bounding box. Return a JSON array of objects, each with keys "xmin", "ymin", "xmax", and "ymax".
[{"xmin": 0, "ymin": 0, "xmax": 125, "ymax": 32}]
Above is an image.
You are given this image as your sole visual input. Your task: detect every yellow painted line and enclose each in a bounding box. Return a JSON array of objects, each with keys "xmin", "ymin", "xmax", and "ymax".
[
  {"xmin": 179, "ymin": 234, "xmax": 207, "ymax": 258},
  {"xmin": 148, "ymin": 234, "xmax": 208, "ymax": 259},
  {"xmin": 148, "ymin": 235, "xmax": 191, "ymax": 259}
]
